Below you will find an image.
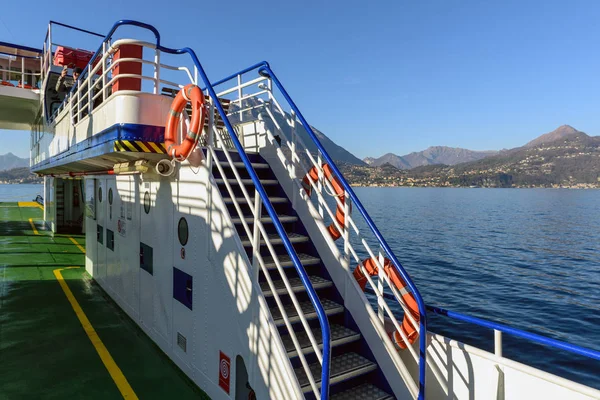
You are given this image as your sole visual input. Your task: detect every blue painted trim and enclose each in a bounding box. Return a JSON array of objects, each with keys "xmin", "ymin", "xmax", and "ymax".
[
  {"xmin": 31, "ymin": 123, "xmax": 164, "ymax": 171},
  {"xmin": 0, "ymin": 41, "xmax": 43, "ymax": 56},
  {"xmin": 49, "ymin": 21, "xmax": 105, "ymax": 38},
  {"xmin": 427, "ymin": 305, "xmax": 600, "ymax": 362}
]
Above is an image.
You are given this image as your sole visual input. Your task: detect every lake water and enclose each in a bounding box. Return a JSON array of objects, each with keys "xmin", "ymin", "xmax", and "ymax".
[
  {"xmin": 0, "ymin": 184, "xmax": 43, "ymax": 202},
  {"xmin": 351, "ymin": 187, "xmax": 600, "ymax": 389}
]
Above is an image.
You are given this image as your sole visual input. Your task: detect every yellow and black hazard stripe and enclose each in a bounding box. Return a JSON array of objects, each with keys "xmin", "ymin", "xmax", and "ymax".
[{"xmin": 113, "ymin": 140, "xmax": 167, "ymax": 154}]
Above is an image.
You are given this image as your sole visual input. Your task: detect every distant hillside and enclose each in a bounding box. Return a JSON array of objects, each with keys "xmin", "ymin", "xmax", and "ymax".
[
  {"xmin": 0, "ymin": 167, "xmax": 41, "ymax": 184},
  {"xmin": 367, "ymin": 146, "xmax": 497, "ymax": 169},
  {"xmin": 0, "ymin": 153, "xmax": 28, "ymax": 171},
  {"xmin": 343, "ymin": 125, "xmax": 600, "ymax": 188},
  {"xmin": 524, "ymin": 125, "xmax": 580, "ymax": 148}
]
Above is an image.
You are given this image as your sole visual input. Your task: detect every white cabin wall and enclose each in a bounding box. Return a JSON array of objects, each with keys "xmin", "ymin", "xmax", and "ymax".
[{"xmin": 84, "ymin": 158, "xmax": 303, "ymax": 400}]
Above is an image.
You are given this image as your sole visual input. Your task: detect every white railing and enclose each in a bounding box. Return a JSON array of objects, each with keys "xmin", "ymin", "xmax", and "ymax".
[
  {"xmin": 44, "ymin": 38, "xmax": 194, "ymax": 124},
  {"xmin": 211, "ymin": 71, "xmax": 431, "ymax": 397},
  {"xmin": 203, "ymin": 93, "xmax": 326, "ymax": 397}
]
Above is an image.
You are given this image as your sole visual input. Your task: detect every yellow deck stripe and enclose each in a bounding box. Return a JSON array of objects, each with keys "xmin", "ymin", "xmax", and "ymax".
[
  {"xmin": 123, "ymin": 141, "xmax": 138, "ymax": 152},
  {"xmin": 69, "ymin": 236, "xmax": 86, "ymax": 254},
  {"xmin": 135, "ymin": 141, "xmax": 151, "ymax": 152},
  {"xmin": 148, "ymin": 142, "xmax": 162, "ymax": 153},
  {"xmin": 18, "ymin": 201, "xmax": 43, "ymax": 209},
  {"xmin": 114, "ymin": 141, "xmax": 125, "ymax": 152},
  {"xmin": 53, "ymin": 267, "xmax": 138, "ymax": 399},
  {"xmin": 28, "ymin": 218, "xmax": 39, "ymax": 235}
]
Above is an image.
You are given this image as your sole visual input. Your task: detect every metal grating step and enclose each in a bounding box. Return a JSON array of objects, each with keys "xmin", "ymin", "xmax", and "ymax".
[
  {"xmin": 232, "ymin": 214, "xmax": 298, "ymax": 224},
  {"xmin": 295, "ymin": 352, "xmax": 377, "ymax": 393},
  {"xmin": 218, "ymin": 161, "xmax": 270, "ymax": 169},
  {"xmin": 281, "ymin": 323, "xmax": 361, "ymax": 358},
  {"xmin": 270, "ymin": 298, "xmax": 344, "ymax": 327},
  {"xmin": 215, "ymin": 178, "xmax": 279, "ymax": 185},
  {"xmin": 262, "ymin": 253, "xmax": 321, "ymax": 270},
  {"xmin": 261, "ymin": 275, "xmax": 332, "ymax": 297},
  {"xmin": 223, "ymin": 196, "xmax": 288, "ymax": 205},
  {"xmin": 239, "ymin": 232, "xmax": 309, "ymax": 247},
  {"xmin": 331, "ymin": 384, "xmax": 394, "ymax": 400}
]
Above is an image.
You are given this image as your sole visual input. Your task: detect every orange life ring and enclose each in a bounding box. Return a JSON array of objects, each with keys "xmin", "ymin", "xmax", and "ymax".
[
  {"xmin": 353, "ymin": 257, "xmax": 420, "ymax": 349},
  {"xmin": 302, "ymin": 163, "xmax": 346, "ymax": 240},
  {"xmin": 164, "ymin": 84, "xmax": 206, "ymax": 160},
  {"xmin": 1, "ymin": 81, "xmax": 15, "ymax": 87}
]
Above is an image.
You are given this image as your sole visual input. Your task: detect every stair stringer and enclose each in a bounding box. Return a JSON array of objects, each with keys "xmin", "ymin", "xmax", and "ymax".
[
  {"xmin": 258, "ymin": 140, "xmax": 419, "ymax": 399},
  {"xmin": 192, "ymin": 160, "xmax": 306, "ymax": 400}
]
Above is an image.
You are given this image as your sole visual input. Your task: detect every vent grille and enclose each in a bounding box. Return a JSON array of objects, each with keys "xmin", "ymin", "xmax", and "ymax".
[{"xmin": 177, "ymin": 332, "xmax": 187, "ymax": 352}]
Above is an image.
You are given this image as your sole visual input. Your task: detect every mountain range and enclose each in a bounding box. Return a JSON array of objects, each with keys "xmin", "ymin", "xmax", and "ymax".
[
  {"xmin": 339, "ymin": 125, "xmax": 600, "ymax": 188},
  {"xmin": 364, "ymin": 146, "xmax": 498, "ymax": 169},
  {"xmin": 0, "ymin": 153, "xmax": 28, "ymax": 171}
]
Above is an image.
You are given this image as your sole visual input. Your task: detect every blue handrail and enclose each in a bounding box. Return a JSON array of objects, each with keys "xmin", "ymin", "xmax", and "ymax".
[
  {"xmin": 256, "ymin": 65, "xmax": 429, "ymax": 399},
  {"xmin": 366, "ymin": 286, "xmax": 600, "ymax": 363},
  {"xmin": 427, "ymin": 305, "xmax": 600, "ymax": 362},
  {"xmin": 52, "ymin": 20, "xmax": 332, "ymax": 398},
  {"xmin": 208, "ymin": 61, "xmax": 429, "ymax": 398}
]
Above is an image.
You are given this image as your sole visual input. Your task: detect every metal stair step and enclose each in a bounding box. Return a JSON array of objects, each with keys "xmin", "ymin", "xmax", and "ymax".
[
  {"xmin": 295, "ymin": 352, "xmax": 377, "ymax": 393},
  {"xmin": 223, "ymin": 196, "xmax": 288, "ymax": 205},
  {"xmin": 260, "ymin": 275, "xmax": 332, "ymax": 297},
  {"xmin": 215, "ymin": 178, "xmax": 278, "ymax": 185},
  {"xmin": 232, "ymin": 214, "xmax": 297, "ymax": 224},
  {"xmin": 239, "ymin": 232, "xmax": 309, "ymax": 247},
  {"xmin": 218, "ymin": 161, "xmax": 270, "ymax": 169},
  {"xmin": 281, "ymin": 323, "xmax": 361, "ymax": 358},
  {"xmin": 330, "ymin": 384, "xmax": 394, "ymax": 400},
  {"xmin": 270, "ymin": 298, "xmax": 344, "ymax": 327},
  {"xmin": 262, "ymin": 253, "xmax": 321, "ymax": 270}
]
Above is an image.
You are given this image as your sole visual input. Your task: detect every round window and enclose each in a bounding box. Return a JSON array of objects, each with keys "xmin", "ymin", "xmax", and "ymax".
[
  {"xmin": 178, "ymin": 217, "xmax": 189, "ymax": 246},
  {"xmin": 143, "ymin": 191, "xmax": 151, "ymax": 214},
  {"xmin": 108, "ymin": 188, "xmax": 113, "ymax": 205},
  {"xmin": 98, "ymin": 186, "xmax": 103, "ymax": 203}
]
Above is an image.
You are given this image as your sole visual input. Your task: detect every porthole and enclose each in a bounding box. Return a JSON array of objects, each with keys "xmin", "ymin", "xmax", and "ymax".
[
  {"xmin": 98, "ymin": 187, "xmax": 103, "ymax": 203},
  {"xmin": 108, "ymin": 188, "xmax": 113, "ymax": 205},
  {"xmin": 143, "ymin": 191, "xmax": 151, "ymax": 214},
  {"xmin": 178, "ymin": 217, "xmax": 189, "ymax": 246}
]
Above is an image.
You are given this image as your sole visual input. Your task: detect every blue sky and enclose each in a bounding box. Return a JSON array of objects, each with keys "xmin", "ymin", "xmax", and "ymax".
[{"xmin": 1, "ymin": 0, "xmax": 600, "ymax": 159}]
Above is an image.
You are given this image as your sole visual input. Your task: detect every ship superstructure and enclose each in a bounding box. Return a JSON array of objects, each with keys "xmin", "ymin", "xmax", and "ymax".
[{"xmin": 1, "ymin": 20, "xmax": 599, "ymax": 399}]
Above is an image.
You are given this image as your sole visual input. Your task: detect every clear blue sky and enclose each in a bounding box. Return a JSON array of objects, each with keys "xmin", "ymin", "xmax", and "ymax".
[{"xmin": 2, "ymin": 0, "xmax": 600, "ymax": 159}]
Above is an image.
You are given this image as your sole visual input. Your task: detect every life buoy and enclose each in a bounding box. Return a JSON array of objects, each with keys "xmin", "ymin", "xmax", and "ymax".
[
  {"xmin": 1, "ymin": 81, "xmax": 15, "ymax": 87},
  {"xmin": 164, "ymin": 84, "xmax": 206, "ymax": 160},
  {"xmin": 302, "ymin": 163, "xmax": 346, "ymax": 240},
  {"xmin": 353, "ymin": 257, "xmax": 420, "ymax": 349}
]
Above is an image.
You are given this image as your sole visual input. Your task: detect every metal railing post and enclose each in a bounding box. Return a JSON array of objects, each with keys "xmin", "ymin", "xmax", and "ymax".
[
  {"xmin": 495, "ymin": 329, "xmax": 503, "ymax": 357},
  {"xmin": 154, "ymin": 48, "xmax": 160, "ymax": 94}
]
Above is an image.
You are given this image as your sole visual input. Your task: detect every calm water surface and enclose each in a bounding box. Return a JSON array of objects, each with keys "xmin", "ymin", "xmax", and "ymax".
[
  {"xmin": 352, "ymin": 187, "xmax": 600, "ymax": 389},
  {"xmin": 0, "ymin": 184, "xmax": 43, "ymax": 202}
]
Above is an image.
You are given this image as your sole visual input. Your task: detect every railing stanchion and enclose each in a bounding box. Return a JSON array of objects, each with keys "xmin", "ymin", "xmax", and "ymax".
[
  {"xmin": 495, "ymin": 329, "xmax": 503, "ymax": 358},
  {"xmin": 153, "ymin": 48, "xmax": 160, "ymax": 94},
  {"xmin": 252, "ymin": 190, "xmax": 262, "ymax": 281}
]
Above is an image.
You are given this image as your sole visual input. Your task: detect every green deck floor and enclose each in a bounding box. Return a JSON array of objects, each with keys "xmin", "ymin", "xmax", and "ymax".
[{"xmin": 0, "ymin": 203, "xmax": 209, "ymax": 399}]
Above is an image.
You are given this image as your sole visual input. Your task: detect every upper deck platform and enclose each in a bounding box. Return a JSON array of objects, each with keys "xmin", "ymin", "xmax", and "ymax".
[{"xmin": 0, "ymin": 41, "xmax": 42, "ymax": 130}]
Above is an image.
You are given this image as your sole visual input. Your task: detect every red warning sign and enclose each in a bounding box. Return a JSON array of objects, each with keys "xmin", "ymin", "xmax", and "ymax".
[{"xmin": 219, "ymin": 351, "xmax": 230, "ymax": 394}]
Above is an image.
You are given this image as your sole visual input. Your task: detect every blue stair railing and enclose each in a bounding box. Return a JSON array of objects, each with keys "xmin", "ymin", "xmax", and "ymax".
[{"xmin": 57, "ymin": 20, "xmax": 332, "ymax": 398}]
